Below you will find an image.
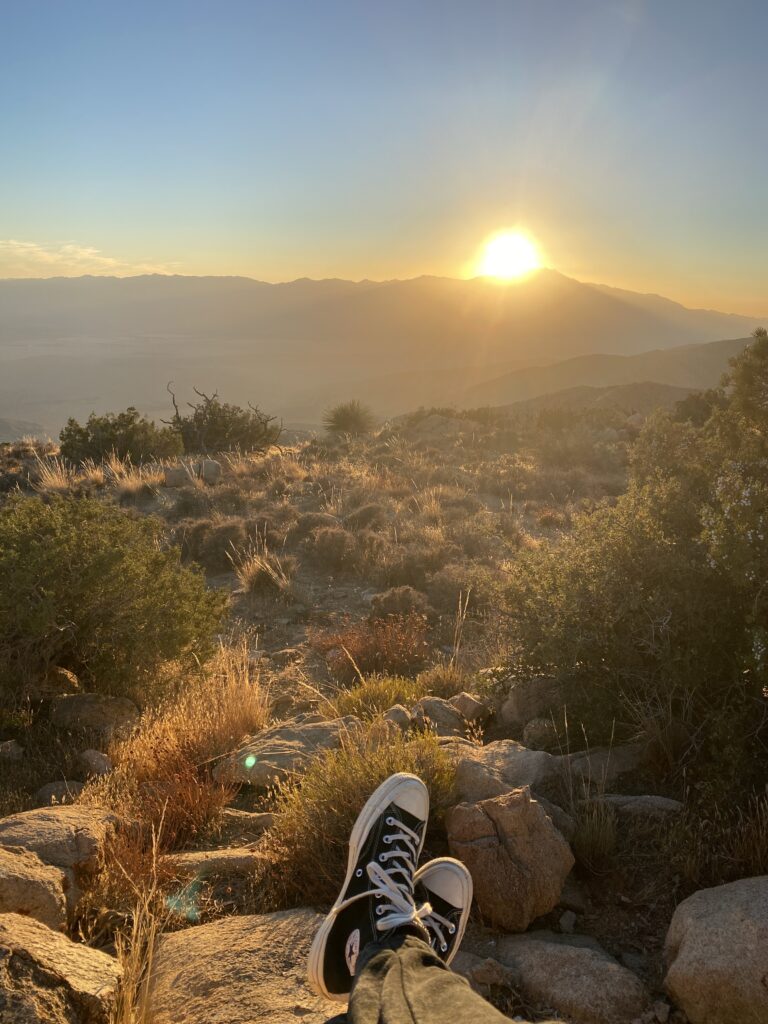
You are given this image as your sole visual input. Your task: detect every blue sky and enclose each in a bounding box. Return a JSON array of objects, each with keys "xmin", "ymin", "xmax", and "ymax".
[{"xmin": 1, "ymin": 0, "xmax": 766, "ymax": 312}]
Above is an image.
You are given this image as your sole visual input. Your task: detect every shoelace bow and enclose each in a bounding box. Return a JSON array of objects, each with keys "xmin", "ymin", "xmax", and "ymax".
[{"xmin": 337, "ymin": 814, "xmax": 432, "ymax": 940}]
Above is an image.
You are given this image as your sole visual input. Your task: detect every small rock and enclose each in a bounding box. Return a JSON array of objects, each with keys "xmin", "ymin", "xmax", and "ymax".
[
  {"xmin": 653, "ymin": 999, "xmax": 671, "ymax": 1023},
  {"xmin": 49, "ymin": 693, "xmax": 139, "ymax": 738},
  {"xmin": 163, "ymin": 464, "xmax": 194, "ymax": 488},
  {"xmin": 559, "ymin": 909, "xmax": 577, "ymax": 933},
  {"xmin": 447, "ymin": 787, "xmax": 574, "ymax": 932},
  {"xmin": 197, "ymin": 459, "xmax": 223, "ymax": 485},
  {"xmin": 0, "ymin": 912, "xmax": 121, "ymax": 1023},
  {"xmin": 35, "ymin": 781, "xmax": 84, "ymax": 806},
  {"xmin": 383, "ymin": 704, "xmax": 412, "ymax": 732},
  {"xmin": 0, "ymin": 738, "xmax": 24, "ymax": 761},
  {"xmin": 77, "ymin": 749, "xmax": 113, "ymax": 777},
  {"xmin": 449, "ymin": 692, "xmax": 491, "ymax": 723},
  {"xmin": 0, "ymin": 847, "xmax": 68, "ymax": 931},
  {"xmin": 598, "ymin": 794, "xmax": 684, "ymax": 818},
  {"xmin": 411, "ymin": 696, "xmax": 466, "ymax": 737}
]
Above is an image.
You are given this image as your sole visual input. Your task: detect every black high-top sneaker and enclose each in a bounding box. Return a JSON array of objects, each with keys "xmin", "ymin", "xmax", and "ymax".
[
  {"xmin": 307, "ymin": 773, "xmax": 431, "ymax": 1001},
  {"xmin": 413, "ymin": 857, "xmax": 473, "ymax": 965}
]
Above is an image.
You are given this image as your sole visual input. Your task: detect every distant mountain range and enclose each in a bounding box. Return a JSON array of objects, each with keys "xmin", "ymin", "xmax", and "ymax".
[
  {"xmin": 0, "ymin": 272, "xmax": 763, "ymax": 431},
  {"xmin": 501, "ymin": 380, "xmax": 695, "ymax": 417}
]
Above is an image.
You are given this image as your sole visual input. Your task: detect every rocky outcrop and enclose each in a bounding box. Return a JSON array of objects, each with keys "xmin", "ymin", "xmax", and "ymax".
[
  {"xmin": 213, "ymin": 714, "xmax": 360, "ymax": 788},
  {"xmin": 458, "ymin": 930, "xmax": 650, "ymax": 1024},
  {"xmin": 0, "ymin": 738, "xmax": 24, "ymax": 761},
  {"xmin": 49, "ymin": 694, "xmax": 139, "ymax": 738},
  {"xmin": 446, "ymin": 737, "xmax": 567, "ymax": 803},
  {"xmin": 149, "ymin": 908, "xmax": 330, "ymax": 1023},
  {"xmin": 0, "ymin": 805, "xmax": 122, "ymax": 873},
  {"xmin": 0, "ymin": 847, "xmax": 68, "ymax": 931},
  {"xmin": 664, "ymin": 876, "xmax": 768, "ymax": 1024},
  {"xmin": 447, "ymin": 787, "xmax": 574, "ymax": 931},
  {"xmin": 0, "ymin": 912, "xmax": 121, "ymax": 1023},
  {"xmin": 218, "ymin": 808, "xmax": 275, "ymax": 843}
]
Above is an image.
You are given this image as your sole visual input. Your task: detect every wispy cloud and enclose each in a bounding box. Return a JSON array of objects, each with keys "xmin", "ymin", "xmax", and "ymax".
[{"xmin": 0, "ymin": 239, "xmax": 180, "ymax": 278}]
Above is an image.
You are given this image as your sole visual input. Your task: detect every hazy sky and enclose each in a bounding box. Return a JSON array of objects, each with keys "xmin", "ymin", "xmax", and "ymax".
[{"xmin": 1, "ymin": 1, "xmax": 766, "ymax": 313}]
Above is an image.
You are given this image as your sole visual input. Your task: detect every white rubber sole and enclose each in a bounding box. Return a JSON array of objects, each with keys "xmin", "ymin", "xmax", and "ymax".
[
  {"xmin": 413, "ymin": 856, "xmax": 473, "ymax": 966},
  {"xmin": 306, "ymin": 772, "xmax": 429, "ymax": 1002}
]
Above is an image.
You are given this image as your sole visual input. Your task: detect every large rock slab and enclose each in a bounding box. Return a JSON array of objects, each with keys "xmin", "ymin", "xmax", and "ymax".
[
  {"xmin": 165, "ymin": 846, "xmax": 263, "ymax": 879},
  {"xmin": 598, "ymin": 794, "xmax": 683, "ymax": 819},
  {"xmin": 464, "ymin": 930, "xmax": 650, "ymax": 1024},
  {"xmin": 149, "ymin": 907, "xmax": 331, "ymax": 1023},
  {"xmin": 49, "ymin": 693, "xmax": 139, "ymax": 738},
  {"xmin": 0, "ymin": 912, "xmax": 121, "ymax": 1023},
  {"xmin": 567, "ymin": 744, "xmax": 645, "ymax": 791},
  {"xmin": 0, "ymin": 805, "xmax": 122, "ymax": 872},
  {"xmin": 0, "ymin": 846, "xmax": 68, "ymax": 931},
  {"xmin": 213, "ymin": 713, "xmax": 360, "ymax": 788},
  {"xmin": 446, "ymin": 738, "xmax": 567, "ymax": 803},
  {"xmin": 447, "ymin": 787, "xmax": 574, "ymax": 932},
  {"xmin": 664, "ymin": 876, "xmax": 768, "ymax": 1024}
]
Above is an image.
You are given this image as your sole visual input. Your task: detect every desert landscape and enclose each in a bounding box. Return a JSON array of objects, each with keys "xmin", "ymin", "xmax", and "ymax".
[{"xmin": 2, "ymin": 3, "xmax": 767, "ymax": 1023}]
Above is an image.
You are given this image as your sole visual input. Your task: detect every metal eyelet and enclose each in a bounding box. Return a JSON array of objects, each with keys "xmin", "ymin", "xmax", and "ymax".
[
  {"xmin": 379, "ymin": 854, "xmax": 387, "ymax": 862},
  {"xmin": 440, "ymin": 942, "xmax": 448, "ymax": 952},
  {"xmin": 355, "ymin": 868, "xmax": 363, "ymax": 878},
  {"xmin": 383, "ymin": 835, "xmax": 391, "ymax": 844},
  {"xmin": 386, "ymin": 817, "xmax": 394, "ymax": 825},
  {"xmin": 448, "ymin": 924, "xmax": 456, "ymax": 934},
  {"xmin": 376, "ymin": 906, "xmax": 384, "ymax": 915}
]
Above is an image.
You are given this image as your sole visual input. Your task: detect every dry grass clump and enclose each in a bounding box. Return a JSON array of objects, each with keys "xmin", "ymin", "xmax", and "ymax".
[
  {"xmin": 572, "ymin": 799, "xmax": 618, "ymax": 873},
  {"xmin": 343, "ymin": 502, "xmax": 388, "ymax": 531},
  {"xmin": 228, "ymin": 539, "xmax": 298, "ymax": 599},
  {"xmin": 254, "ymin": 728, "xmax": 456, "ymax": 909},
  {"xmin": 84, "ymin": 640, "xmax": 268, "ymax": 849},
  {"xmin": 667, "ymin": 791, "xmax": 768, "ymax": 889},
  {"xmin": 309, "ymin": 612, "xmax": 432, "ymax": 683},
  {"xmin": 329, "ymin": 674, "xmax": 431, "ymax": 719},
  {"xmin": 177, "ymin": 516, "xmax": 255, "ymax": 571},
  {"xmin": 302, "ymin": 524, "xmax": 359, "ymax": 572},
  {"xmin": 370, "ymin": 585, "xmax": 432, "ymax": 619}
]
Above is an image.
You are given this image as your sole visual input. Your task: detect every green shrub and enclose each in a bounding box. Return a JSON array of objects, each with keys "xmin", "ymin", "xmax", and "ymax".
[
  {"xmin": 0, "ymin": 496, "xmax": 228, "ymax": 699},
  {"xmin": 323, "ymin": 400, "xmax": 376, "ymax": 437},
  {"xmin": 59, "ymin": 407, "xmax": 182, "ymax": 463},
  {"xmin": 166, "ymin": 387, "xmax": 282, "ymax": 454}
]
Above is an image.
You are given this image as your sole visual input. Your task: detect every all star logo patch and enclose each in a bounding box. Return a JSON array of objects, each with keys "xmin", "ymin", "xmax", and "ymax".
[{"xmin": 345, "ymin": 928, "xmax": 361, "ymax": 976}]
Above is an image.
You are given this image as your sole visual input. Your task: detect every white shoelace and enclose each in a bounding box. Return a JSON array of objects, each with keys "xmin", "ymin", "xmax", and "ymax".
[
  {"xmin": 420, "ymin": 906, "xmax": 456, "ymax": 953},
  {"xmin": 335, "ymin": 814, "xmax": 432, "ymax": 940}
]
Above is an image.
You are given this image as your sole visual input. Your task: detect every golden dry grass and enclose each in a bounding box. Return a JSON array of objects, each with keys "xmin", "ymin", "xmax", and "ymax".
[{"xmin": 254, "ymin": 727, "xmax": 456, "ymax": 910}]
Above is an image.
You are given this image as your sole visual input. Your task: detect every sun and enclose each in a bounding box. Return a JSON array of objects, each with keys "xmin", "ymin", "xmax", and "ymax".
[{"xmin": 476, "ymin": 230, "xmax": 542, "ymax": 280}]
